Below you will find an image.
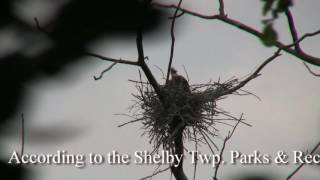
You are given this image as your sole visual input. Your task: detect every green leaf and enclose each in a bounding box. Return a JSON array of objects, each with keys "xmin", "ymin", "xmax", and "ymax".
[
  {"xmin": 261, "ymin": 24, "xmax": 278, "ymax": 46},
  {"xmin": 262, "ymin": 0, "xmax": 275, "ymax": 16},
  {"xmin": 276, "ymin": 0, "xmax": 293, "ymax": 12}
]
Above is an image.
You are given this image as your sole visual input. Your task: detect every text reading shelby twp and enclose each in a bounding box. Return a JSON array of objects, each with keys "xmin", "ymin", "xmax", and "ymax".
[{"xmin": 7, "ymin": 150, "xmax": 183, "ymax": 168}]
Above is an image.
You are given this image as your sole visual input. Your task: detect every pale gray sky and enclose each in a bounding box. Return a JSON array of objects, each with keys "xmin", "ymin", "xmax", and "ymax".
[{"xmin": 2, "ymin": 0, "xmax": 320, "ymax": 180}]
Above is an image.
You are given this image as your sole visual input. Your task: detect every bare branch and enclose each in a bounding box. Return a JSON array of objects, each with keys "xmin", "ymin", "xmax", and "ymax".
[
  {"xmin": 93, "ymin": 62, "xmax": 117, "ymax": 80},
  {"xmin": 218, "ymin": 0, "xmax": 225, "ymax": 16},
  {"xmin": 136, "ymin": 30, "xmax": 165, "ymax": 105},
  {"xmin": 238, "ymin": 89, "xmax": 261, "ymax": 101},
  {"xmin": 154, "ymin": 65, "xmax": 166, "ymax": 80},
  {"xmin": 152, "ymin": 2, "xmax": 219, "ymax": 19},
  {"xmin": 140, "ymin": 166, "xmax": 171, "ymax": 180},
  {"xmin": 213, "ymin": 114, "xmax": 243, "ymax": 180},
  {"xmin": 34, "ymin": 18, "xmax": 140, "ymax": 69},
  {"xmin": 20, "ymin": 113, "xmax": 25, "ymax": 158},
  {"xmin": 85, "ymin": 52, "xmax": 138, "ymax": 66},
  {"xmin": 285, "ymin": 9, "xmax": 301, "ymax": 51},
  {"xmin": 192, "ymin": 128, "xmax": 198, "ymax": 180},
  {"xmin": 128, "ymin": 79, "xmax": 150, "ymax": 84},
  {"xmin": 182, "ymin": 65, "xmax": 190, "ymax": 82},
  {"xmin": 117, "ymin": 118, "xmax": 145, "ymax": 128},
  {"xmin": 34, "ymin": 18, "xmax": 51, "ymax": 37},
  {"xmin": 293, "ymin": 29, "xmax": 320, "ymax": 46},
  {"xmin": 303, "ymin": 63, "xmax": 320, "ymax": 77},
  {"xmin": 152, "ymin": 3, "xmax": 320, "ymax": 66},
  {"xmin": 169, "ymin": 11, "xmax": 185, "ymax": 19},
  {"xmin": 217, "ymin": 49, "xmax": 281, "ymax": 98},
  {"xmin": 287, "ymin": 141, "xmax": 320, "ymax": 180},
  {"xmin": 166, "ymin": 0, "xmax": 183, "ymax": 83}
]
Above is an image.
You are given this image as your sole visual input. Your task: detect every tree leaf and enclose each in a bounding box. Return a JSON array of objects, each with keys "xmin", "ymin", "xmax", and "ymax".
[
  {"xmin": 261, "ymin": 24, "xmax": 278, "ymax": 46},
  {"xmin": 262, "ymin": 0, "xmax": 275, "ymax": 16},
  {"xmin": 276, "ymin": 0, "xmax": 293, "ymax": 12}
]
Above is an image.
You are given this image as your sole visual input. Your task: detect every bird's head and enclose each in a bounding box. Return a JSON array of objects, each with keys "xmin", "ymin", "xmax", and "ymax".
[{"xmin": 170, "ymin": 67, "xmax": 177, "ymax": 76}]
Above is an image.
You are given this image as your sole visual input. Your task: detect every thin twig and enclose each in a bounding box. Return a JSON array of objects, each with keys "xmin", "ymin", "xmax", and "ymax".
[
  {"xmin": 94, "ymin": 62, "xmax": 117, "ymax": 80},
  {"xmin": 192, "ymin": 128, "xmax": 198, "ymax": 180},
  {"xmin": 182, "ymin": 65, "xmax": 190, "ymax": 83},
  {"xmin": 213, "ymin": 114, "xmax": 243, "ymax": 180},
  {"xmin": 154, "ymin": 65, "xmax": 166, "ymax": 80},
  {"xmin": 238, "ymin": 89, "xmax": 261, "ymax": 101},
  {"xmin": 166, "ymin": 0, "xmax": 183, "ymax": 83},
  {"xmin": 128, "ymin": 79, "xmax": 150, "ymax": 84},
  {"xmin": 34, "ymin": 18, "xmax": 51, "ymax": 37},
  {"xmin": 290, "ymin": 29, "xmax": 320, "ymax": 48},
  {"xmin": 117, "ymin": 118, "xmax": 145, "ymax": 127},
  {"xmin": 217, "ymin": 49, "xmax": 281, "ymax": 98},
  {"xmin": 20, "ymin": 113, "xmax": 25, "ymax": 158},
  {"xmin": 169, "ymin": 11, "xmax": 185, "ymax": 19},
  {"xmin": 303, "ymin": 63, "xmax": 320, "ymax": 77},
  {"xmin": 140, "ymin": 166, "xmax": 171, "ymax": 180},
  {"xmin": 136, "ymin": 30, "xmax": 165, "ymax": 106},
  {"xmin": 287, "ymin": 141, "xmax": 320, "ymax": 180},
  {"xmin": 34, "ymin": 18, "xmax": 140, "ymax": 67},
  {"xmin": 152, "ymin": 3, "xmax": 320, "ymax": 66},
  {"xmin": 85, "ymin": 52, "xmax": 138, "ymax": 66},
  {"xmin": 198, "ymin": 128, "xmax": 216, "ymax": 154}
]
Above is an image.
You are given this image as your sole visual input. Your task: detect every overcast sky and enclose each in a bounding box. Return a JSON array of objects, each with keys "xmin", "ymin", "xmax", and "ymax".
[{"xmin": 2, "ymin": 0, "xmax": 320, "ymax": 180}]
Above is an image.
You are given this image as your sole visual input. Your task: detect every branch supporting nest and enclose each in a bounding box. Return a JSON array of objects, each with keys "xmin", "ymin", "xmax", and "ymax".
[{"xmin": 118, "ymin": 48, "xmax": 280, "ymax": 179}]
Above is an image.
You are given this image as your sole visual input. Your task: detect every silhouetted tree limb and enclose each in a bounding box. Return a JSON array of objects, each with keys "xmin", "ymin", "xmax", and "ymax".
[
  {"xmin": 218, "ymin": 0, "xmax": 225, "ymax": 16},
  {"xmin": 303, "ymin": 63, "xmax": 320, "ymax": 77},
  {"xmin": 140, "ymin": 166, "xmax": 171, "ymax": 180},
  {"xmin": 136, "ymin": 30, "xmax": 166, "ymax": 105},
  {"xmin": 216, "ymin": 49, "xmax": 281, "ymax": 98},
  {"xmin": 93, "ymin": 62, "xmax": 117, "ymax": 80},
  {"xmin": 166, "ymin": 0, "xmax": 183, "ymax": 83},
  {"xmin": 85, "ymin": 52, "xmax": 139, "ymax": 66},
  {"xmin": 20, "ymin": 114, "xmax": 25, "ymax": 161},
  {"xmin": 285, "ymin": 9, "xmax": 300, "ymax": 51},
  {"xmin": 287, "ymin": 141, "xmax": 320, "ymax": 180},
  {"xmin": 152, "ymin": 2, "xmax": 320, "ymax": 66},
  {"xmin": 213, "ymin": 114, "xmax": 243, "ymax": 180}
]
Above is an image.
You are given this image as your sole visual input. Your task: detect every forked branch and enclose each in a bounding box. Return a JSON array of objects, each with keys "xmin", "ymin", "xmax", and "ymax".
[
  {"xmin": 287, "ymin": 141, "xmax": 320, "ymax": 179},
  {"xmin": 152, "ymin": 2, "xmax": 320, "ymax": 66}
]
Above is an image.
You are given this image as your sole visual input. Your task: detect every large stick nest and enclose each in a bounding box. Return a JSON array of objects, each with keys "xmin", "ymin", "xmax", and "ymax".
[{"xmin": 123, "ymin": 77, "xmax": 250, "ymax": 152}]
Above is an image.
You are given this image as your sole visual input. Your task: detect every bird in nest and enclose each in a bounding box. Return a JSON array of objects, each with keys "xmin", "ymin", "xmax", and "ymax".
[{"xmin": 166, "ymin": 67, "xmax": 190, "ymax": 93}]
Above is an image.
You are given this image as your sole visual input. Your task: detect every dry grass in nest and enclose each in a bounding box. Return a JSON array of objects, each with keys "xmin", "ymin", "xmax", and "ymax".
[{"xmin": 119, "ymin": 77, "xmax": 251, "ymax": 153}]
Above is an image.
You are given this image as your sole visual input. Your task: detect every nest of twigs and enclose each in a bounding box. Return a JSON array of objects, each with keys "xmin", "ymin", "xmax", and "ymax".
[{"xmin": 122, "ymin": 77, "xmax": 250, "ymax": 152}]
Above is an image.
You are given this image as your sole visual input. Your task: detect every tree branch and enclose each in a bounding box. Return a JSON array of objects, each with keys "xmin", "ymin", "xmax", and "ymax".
[
  {"xmin": 85, "ymin": 52, "xmax": 139, "ymax": 66},
  {"xmin": 285, "ymin": 9, "xmax": 301, "ymax": 51},
  {"xmin": 152, "ymin": 3, "xmax": 320, "ymax": 66},
  {"xmin": 287, "ymin": 141, "xmax": 320, "ymax": 180},
  {"xmin": 218, "ymin": 0, "xmax": 225, "ymax": 16},
  {"xmin": 166, "ymin": 0, "xmax": 183, "ymax": 83},
  {"xmin": 136, "ymin": 30, "xmax": 166, "ymax": 105},
  {"xmin": 217, "ymin": 49, "xmax": 281, "ymax": 98},
  {"xmin": 20, "ymin": 113, "xmax": 25, "ymax": 159},
  {"xmin": 213, "ymin": 114, "xmax": 243, "ymax": 180},
  {"xmin": 140, "ymin": 166, "xmax": 171, "ymax": 180},
  {"xmin": 303, "ymin": 63, "xmax": 320, "ymax": 77},
  {"xmin": 93, "ymin": 62, "xmax": 117, "ymax": 80}
]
